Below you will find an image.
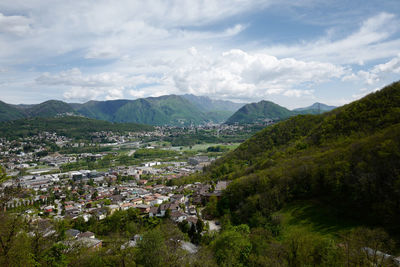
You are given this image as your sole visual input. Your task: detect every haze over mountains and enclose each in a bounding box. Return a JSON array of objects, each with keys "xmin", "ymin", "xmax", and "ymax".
[{"xmin": 0, "ymin": 94, "xmax": 335, "ymax": 126}]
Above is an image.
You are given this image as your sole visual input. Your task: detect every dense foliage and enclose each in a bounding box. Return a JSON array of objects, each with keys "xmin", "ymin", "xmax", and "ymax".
[
  {"xmin": 0, "ymin": 101, "xmax": 26, "ymax": 121},
  {"xmin": 208, "ymin": 81, "xmax": 400, "ymax": 234}
]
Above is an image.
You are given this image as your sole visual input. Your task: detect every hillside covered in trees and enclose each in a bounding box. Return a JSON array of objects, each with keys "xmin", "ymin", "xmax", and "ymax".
[
  {"xmin": 207, "ymin": 81, "xmax": 400, "ymax": 233},
  {"xmin": 225, "ymin": 100, "xmax": 336, "ymax": 124}
]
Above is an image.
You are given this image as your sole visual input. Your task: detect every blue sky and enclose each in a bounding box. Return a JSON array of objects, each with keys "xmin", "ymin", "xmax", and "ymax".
[{"xmin": 0, "ymin": 0, "xmax": 399, "ymax": 109}]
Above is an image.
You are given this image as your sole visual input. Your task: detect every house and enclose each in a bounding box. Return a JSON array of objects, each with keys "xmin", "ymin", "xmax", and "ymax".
[
  {"xmin": 70, "ymin": 171, "xmax": 83, "ymax": 181},
  {"xmin": 131, "ymin": 198, "xmax": 143, "ymax": 205},
  {"xmin": 170, "ymin": 211, "xmax": 187, "ymax": 222},
  {"xmin": 106, "ymin": 204, "xmax": 119, "ymax": 214},
  {"xmin": 134, "ymin": 204, "xmax": 150, "ymax": 213},
  {"xmin": 188, "ymin": 206, "xmax": 197, "ymax": 215},
  {"xmin": 78, "ymin": 231, "xmax": 95, "ymax": 239},
  {"xmin": 66, "ymin": 229, "xmax": 81, "ymax": 239},
  {"xmin": 91, "ymin": 208, "xmax": 107, "ymax": 220},
  {"xmin": 43, "ymin": 205, "xmax": 54, "ymax": 213},
  {"xmin": 149, "ymin": 203, "xmax": 180, "ymax": 217},
  {"xmin": 121, "ymin": 234, "xmax": 142, "ymax": 250},
  {"xmin": 64, "ymin": 237, "xmax": 102, "ymax": 251},
  {"xmin": 171, "ymin": 194, "xmax": 185, "ymax": 203},
  {"xmin": 215, "ymin": 181, "xmax": 230, "ymax": 191},
  {"xmin": 186, "ymin": 216, "xmax": 198, "ymax": 226},
  {"xmin": 81, "ymin": 213, "xmax": 92, "ymax": 222},
  {"xmin": 149, "ymin": 206, "xmax": 159, "ymax": 217},
  {"xmin": 120, "ymin": 202, "xmax": 134, "ymax": 211}
]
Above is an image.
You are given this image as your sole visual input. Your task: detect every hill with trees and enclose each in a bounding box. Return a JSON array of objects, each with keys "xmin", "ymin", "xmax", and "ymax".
[
  {"xmin": 0, "ymin": 100, "xmax": 26, "ymax": 121},
  {"xmin": 225, "ymin": 100, "xmax": 293, "ymax": 124},
  {"xmin": 226, "ymin": 100, "xmax": 337, "ymax": 124},
  {"xmin": 208, "ymin": 81, "xmax": 400, "ymax": 234},
  {"xmin": 23, "ymin": 100, "xmax": 75, "ymax": 117}
]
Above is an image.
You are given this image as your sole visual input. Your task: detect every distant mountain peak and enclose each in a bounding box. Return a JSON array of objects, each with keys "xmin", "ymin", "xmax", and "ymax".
[
  {"xmin": 226, "ymin": 100, "xmax": 292, "ymax": 124},
  {"xmin": 293, "ymin": 102, "xmax": 336, "ymax": 112}
]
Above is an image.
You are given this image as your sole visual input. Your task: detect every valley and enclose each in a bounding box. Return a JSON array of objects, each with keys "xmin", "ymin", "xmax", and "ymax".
[{"xmin": 0, "ymin": 83, "xmax": 399, "ymax": 266}]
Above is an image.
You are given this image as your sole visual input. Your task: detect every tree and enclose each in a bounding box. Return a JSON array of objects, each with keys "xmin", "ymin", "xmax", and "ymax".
[
  {"xmin": 341, "ymin": 227, "xmax": 395, "ymax": 267},
  {"xmin": 136, "ymin": 228, "xmax": 167, "ymax": 267},
  {"xmin": 196, "ymin": 218, "xmax": 205, "ymax": 233},
  {"xmin": 43, "ymin": 243, "xmax": 68, "ymax": 267},
  {"xmin": 0, "ymin": 166, "xmax": 8, "ymax": 183},
  {"xmin": 0, "ymin": 213, "xmax": 32, "ymax": 266},
  {"xmin": 211, "ymin": 224, "xmax": 252, "ymax": 266}
]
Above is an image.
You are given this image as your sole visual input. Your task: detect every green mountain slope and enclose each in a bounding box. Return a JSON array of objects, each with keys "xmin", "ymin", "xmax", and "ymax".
[
  {"xmin": 208, "ymin": 81, "xmax": 400, "ymax": 232},
  {"xmin": 72, "ymin": 95, "xmax": 213, "ymax": 126},
  {"xmin": 182, "ymin": 94, "xmax": 244, "ymax": 112},
  {"xmin": 25, "ymin": 100, "xmax": 75, "ymax": 117},
  {"xmin": 0, "ymin": 116, "xmax": 153, "ymax": 140},
  {"xmin": 0, "ymin": 101, "xmax": 27, "ymax": 121},
  {"xmin": 0, "ymin": 95, "xmax": 221, "ymax": 125},
  {"xmin": 182, "ymin": 94, "xmax": 245, "ymax": 123},
  {"xmin": 72, "ymin": 99, "xmax": 130, "ymax": 121},
  {"xmin": 226, "ymin": 100, "xmax": 292, "ymax": 124},
  {"xmin": 113, "ymin": 95, "xmax": 208, "ymax": 125}
]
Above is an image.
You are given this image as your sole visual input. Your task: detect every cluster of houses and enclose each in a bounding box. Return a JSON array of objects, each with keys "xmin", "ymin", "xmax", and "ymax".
[{"xmin": 1, "ymin": 159, "xmax": 228, "ymax": 224}]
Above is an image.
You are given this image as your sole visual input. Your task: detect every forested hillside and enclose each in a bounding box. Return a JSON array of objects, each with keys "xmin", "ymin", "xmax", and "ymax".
[
  {"xmin": 225, "ymin": 100, "xmax": 336, "ymax": 124},
  {"xmin": 0, "ymin": 101, "xmax": 26, "ymax": 121},
  {"xmin": 226, "ymin": 100, "xmax": 293, "ymax": 124},
  {"xmin": 208, "ymin": 81, "xmax": 400, "ymax": 232}
]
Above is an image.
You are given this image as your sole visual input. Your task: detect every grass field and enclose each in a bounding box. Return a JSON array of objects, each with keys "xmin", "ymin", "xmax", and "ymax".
[{"xmin": 276, "ymin": 200, "xmax": 363, "ymax": 240}]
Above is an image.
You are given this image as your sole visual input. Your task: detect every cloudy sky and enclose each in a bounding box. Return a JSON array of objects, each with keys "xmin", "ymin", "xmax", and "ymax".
[{"xmin": 0, "ymin": 0, "xmax": 399, "ymax": 109}]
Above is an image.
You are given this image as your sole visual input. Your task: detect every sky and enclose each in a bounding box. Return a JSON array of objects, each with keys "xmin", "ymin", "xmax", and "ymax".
[{"xmin": 0, "ymin": 0, "xmax": 399, "ymax": 109}]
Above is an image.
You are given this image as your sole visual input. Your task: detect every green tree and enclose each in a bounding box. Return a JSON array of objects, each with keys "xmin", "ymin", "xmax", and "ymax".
[
  {"xmin": 211, "ymin": 224, "xmax": 252, "ymax": 266},
  {"xmin": 136, "ymin": 228, "xmax": 167, "ymax": 267},
  {"xmin": 43, "ymin": 243, "xmax": 68, "ymax": 267}
]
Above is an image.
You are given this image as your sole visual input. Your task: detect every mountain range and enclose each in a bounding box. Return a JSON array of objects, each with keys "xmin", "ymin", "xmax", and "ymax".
[
  {"xmin": 225, "ymin": 100, "xmax": 336, "ymax": 124},
  {"xmin": 0, "ymin": 94, "xmax": 335, "ymax": 126}
]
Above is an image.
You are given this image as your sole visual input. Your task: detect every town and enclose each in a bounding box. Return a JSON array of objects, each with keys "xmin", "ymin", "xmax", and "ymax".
[{"xmin": 0, "ymin": 126, "xmax": 240, "ymax": 252}]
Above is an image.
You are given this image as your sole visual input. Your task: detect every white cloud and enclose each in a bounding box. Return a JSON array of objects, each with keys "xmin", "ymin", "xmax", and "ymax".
[
  {"xmin": 0, "ymin": 13, "xmax": 31, "ymax": 35},
  {"xmin": 63, "ymin": 87, "xmax": 103, "ymax": 101},
  {"xmin": 105, "ymin": 88, "xmax": 124, "ymax": 100},
  {"xmin": 170, "ymin": 49, "xmax": 344, "ymax": 101},
  {"xmin": 283, "ymin": 89, "xmax": 314, "ymax": 98},
  {"xmin": 36, "ymin": 68, "xmax": 160, "ymax": 88},
  {"xmin": 39, "ymin": 68, "xmax": 161, "ymax": 101},
  {"xmin": 36, "ymin": 68, "xmax": 126, "ymax": 87},
  {"xmin": 41, "ymin": 48, "xmax": 344, "ymax": 103},
  {"xmin": 63, "ymin": 86, "xmax": 125, "ymax": 101},
  {"xmin": 371, "ymin": 55, "xmax": 400, "ymax": 74},
  {"xmin": 0, "ymin": 1, "xmax": 399, "ymax": 106},
  {"xmin": 263, "ymin": 12, "xmax": 400, "ymax": 65},
  {"xmin": 342, "ymin": 55, "xmax": 400, "ymax": 85}
]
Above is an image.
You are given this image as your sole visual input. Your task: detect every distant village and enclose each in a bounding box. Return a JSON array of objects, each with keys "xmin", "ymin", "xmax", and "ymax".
[{"xmin": 0, "ymin": 127, "xmax": 234, "ymax": 251}]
